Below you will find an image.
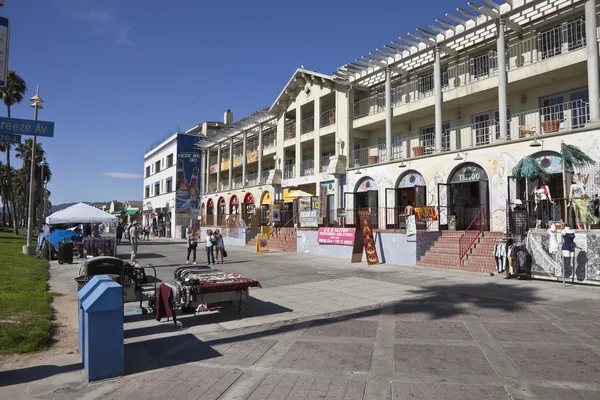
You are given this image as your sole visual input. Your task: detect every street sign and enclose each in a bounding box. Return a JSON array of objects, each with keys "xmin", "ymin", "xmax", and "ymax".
[
  {"xmin": 0, "ymin": 132, "xmax": 20, "ymax": 144},
  {"xmin": 0, "ymin": 116, "xmax": 54, "ymax": 137},
  {"xmin": 0, "ymin": 17, "xmax": 8, "ymax": 87}
]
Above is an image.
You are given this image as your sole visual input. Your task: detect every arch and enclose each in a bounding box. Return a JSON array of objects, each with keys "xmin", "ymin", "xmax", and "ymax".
[
  {"xmin": 355, "ymin": 177, "xmax": 378, "ymax": 192},
  {"xmin": 229, "ymin": 195, "xmax": 239, "ymax": 214},
  {"xmin": 207, "ymin": 198, "xmax": 214, "ymax": 208},
  {"xmin": 244, "ymin": 193, "xmax": 255, "ymax": 204},
  {"xmin": 260, "ymin": 190, "xmax": 273, "ymax": 205},
  {"xmin": 396, "ymin": 170, "xmax": 426, "ymax": 188},
  {"xmin": 448, "ymin": 161, "xmax": 489, "ymax": 183},
  {"xmin": 530, "ymin": 150, "xmax": 562, "ymax": 174}
]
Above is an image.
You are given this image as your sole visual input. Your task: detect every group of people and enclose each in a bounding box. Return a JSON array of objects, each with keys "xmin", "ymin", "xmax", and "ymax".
[
  {"xmin": 186, "ymin": 228, "xmax": 226, "ymax": 265},
  {"xmin": 81, "ymin": 223, "xmax": 104, "ymax": 238}
]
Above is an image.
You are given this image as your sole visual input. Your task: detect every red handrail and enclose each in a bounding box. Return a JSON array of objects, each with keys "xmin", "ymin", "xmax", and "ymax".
[
  {"xmin": 458, "ymin": 206, "xmax": 486, "ymax": 265},
  {"xmin": 417, "ymin": 207, "xmax": 439, "ymax": 242}
]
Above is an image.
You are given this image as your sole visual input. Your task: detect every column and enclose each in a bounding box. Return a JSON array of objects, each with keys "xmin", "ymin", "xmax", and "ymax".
[
  {"xmin": 204, "ymin": 148, "xmax": 210, "ymax": 193},
  {"xmin": 228, "ymin": 137, "xmax": 233, "ymax": 190},
  {"xmin": 434, "ymin": 46, "xmax": 443, "ymax": 151},
  {"xmin": 257, "ymin": 123, "xmax": 263, "ymax": 183},
  {"xmin": 586, "ymin": 0, "xmax": 600, "ymax": 122},
  {"xmin": 201, "ymin": 149, "xmax": 206, "ymax": 194},
  {"xmin": 216, "ymin": 143, "xmax": 221, "ymax": 191},
  {"xmin": 242, "ymin": 130, "xmax": 247, "ymax": 186},
  {"xmin": 314, "ymin": 135, "xmax": 321, "ymax": 177},
  {"xmin": 295, "ymin": 106, "xmax": 302, "ymax": 178},
  {"xmin": 497, "ymin": 18, "xmax": 508, "ymax": 141},
  {"xmin": 314, "ymin": 94, "xmax": 321, "ymax": 174},
  {"xmin": 385, "ymin": 68, "xmax": 392, "ymax": 160}
]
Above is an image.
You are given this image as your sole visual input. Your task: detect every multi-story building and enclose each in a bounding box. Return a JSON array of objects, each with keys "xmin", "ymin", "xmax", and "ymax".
[{"xmin": 143, "ymin": 118, "xmax": 224, "ymax": 238}]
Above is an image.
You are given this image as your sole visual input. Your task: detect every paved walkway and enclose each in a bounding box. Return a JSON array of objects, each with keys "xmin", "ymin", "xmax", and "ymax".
[{"xmin": 2, "ymin": 239, "xmax": 600, "ymax": 399}]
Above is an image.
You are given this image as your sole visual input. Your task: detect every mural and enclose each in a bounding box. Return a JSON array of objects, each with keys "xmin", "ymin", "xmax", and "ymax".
[
  {"xmin": 397, "ymin": 171, "xmax": 426, "ymax": 188},
  {"xmin": 356, "ymin": 178, "xmax": 378, "ymax": 192},
  {"xmin": 534, "ymin": 151, "xmax": 562, "ymax": 174}
]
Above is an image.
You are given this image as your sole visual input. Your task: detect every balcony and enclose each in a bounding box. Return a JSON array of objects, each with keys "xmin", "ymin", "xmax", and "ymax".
[
  {"xmin": 246, "ymin": 140, "xmax": 259, "ymax": 164},
  {"xmin": 209, "ymin": 157, "xmax": 218, "ymax": 174},
  {"xmin": 220, "ymin": 182, "xmax": 230, "ymax": 192},
  {"xmin": 300, "ymin": 116, "xmax": 314, "ymax": 134},
  {"xmin": 263, "ymin": 133, "xmax": 276, "ymax": 153},
  {"xmin": 301, "ymin": 159, "xmax": 314, "ymax": 177},
  {"xmin": 232, "ymin": 176, "xmax": 243, "ymax": 189},
  {"xmin": 353, "ymin": 93, "xmax": 385, "ymax": 119},
  {"xmin": 246, "ymin": 172, "xmax": 258, "ymax": 187},
  {"xmin": 283, "ymin": 164, "xmax": 295, "ymax": 179},
  {"xmin": 261, "ymin": 170, "xmax": 270, "ymax": 183},
  {"xmin": 320, "ymin": 156, "xmax": 331, "ymax": 173},
  {"xmin": 285, "ymin": 123, "xmax": 296, "ymax": 140},
  {"xmin": 320, "ymin": 109, "xmax": 336, "ymax": 127}
]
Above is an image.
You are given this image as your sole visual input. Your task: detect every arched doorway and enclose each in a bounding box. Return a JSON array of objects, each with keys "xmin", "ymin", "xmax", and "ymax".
[
  {"xmin": 217, "ymin": 197, "xmax": 225, "ymax": 226},
  {"xmin": 230, "ymin": 195, "xmax": 239, "ymax": 214},
  {"xmin": 353, "ymin": 177, "xmax": 379, "ymax": 228},
  {"xmin": 260, "ymin": 191, "xmax": 273, "ymax": 226},
  {"xmin": 243, "ymin": 193, "xmax": 255, "ymax": 226},
  {"xmin": 390, "ymin": 170, "xmax": 426, "ymax": 229},
  {"xmin": 206, "ymin": 199, "xmax": 214, "ymax": 226},
  {"xmin": 440, "ymin": 162, "xmax": 489, "ymax": 230}
]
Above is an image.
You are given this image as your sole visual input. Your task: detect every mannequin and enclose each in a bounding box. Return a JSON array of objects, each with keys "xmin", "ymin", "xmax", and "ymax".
[
  {"xmin": 547, "ymin": 224, "xmax": 560, "ymax": 254},
  {"xmin": 561, "ymin": 227, "xmax": 575, "ymax": 278},
  {"xmin": 569, "ymin": 173, "xmax": 598, "ymax": 229},
  {"xmin": 533, "ymin": 180, "xmax": 553, "ymax": 228}
]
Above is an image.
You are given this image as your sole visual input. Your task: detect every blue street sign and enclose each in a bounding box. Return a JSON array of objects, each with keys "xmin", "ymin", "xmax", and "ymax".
[
  {"xmin": 0, "ymin": 132, "xmax": 21, "ymax": 144},
  {"xmin": 0, "ymin": 116, "xmax": 54, "ymax": 138}
]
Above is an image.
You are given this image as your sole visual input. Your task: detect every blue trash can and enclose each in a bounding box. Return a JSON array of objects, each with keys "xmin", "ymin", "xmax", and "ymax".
[{"xmin": 80, "ymin": 277, "xmax": 124, "ymax": 381}]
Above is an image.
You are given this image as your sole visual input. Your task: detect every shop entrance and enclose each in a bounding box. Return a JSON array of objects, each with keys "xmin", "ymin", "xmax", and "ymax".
[
  {"xmin": 345, "ymin": 177, "xmax": 379, "ymax": 229},
  {"xmin": 441, "ymin": 163, "xmax": 490, "ymax": 230}
]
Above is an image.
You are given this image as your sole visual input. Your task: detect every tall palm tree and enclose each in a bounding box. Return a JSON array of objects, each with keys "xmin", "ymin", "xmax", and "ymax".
[
  {"xmin": 16, "ymin": 139, "xmax": 46, "ymax": 224},
  {"xmin": 0, "ymin": 163, "xmax": 15, "ymax": 225},
  {"xmin": 0, "ymin": 69, "xmax": 28, "ymax": 234}
]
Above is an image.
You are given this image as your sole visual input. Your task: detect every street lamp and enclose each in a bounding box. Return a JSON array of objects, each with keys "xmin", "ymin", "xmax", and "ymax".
[
  {"xmin": 39, "ymin": 160, "xmax": 47, "ymax": 224},
  {"xmin": 23, "ymin": 86, "xmax": 43, "ymax": 255}
]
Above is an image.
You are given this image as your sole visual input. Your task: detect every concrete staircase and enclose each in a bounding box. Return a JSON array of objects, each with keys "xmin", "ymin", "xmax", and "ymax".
[
  {"xmin": 247, "ymin": 227, "xmax": 297, "ymax": 252},
  {"xmin": 417, "ymin": 231, "xmax": 504, "ymax": 274}
]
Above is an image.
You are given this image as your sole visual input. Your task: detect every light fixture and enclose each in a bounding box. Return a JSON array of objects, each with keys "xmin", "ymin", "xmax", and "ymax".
[
  {"xmin": 227, "ymin": 192, "xmax": 232, "ymax": 195},
  {"xmin": 398, "ymin": 159, "xmax": 407, "ymax": 168},
  {"xmin": 258, "ymin": 186, "xmax": 263, "ymax": 190},
  {"xmin": 454, "ymin": 151, "xmax": 467, "ymax": 161},
  {"xmin": 355, "ymin": 168, "xmax": 362, "ymax": 175},
  {"xmin": 529, "ymin": 134, "xmax": 542, "ymax": 147},
  {"xmin": 241, "ymin": 189, "xmax": 246, "ymax": 192}
]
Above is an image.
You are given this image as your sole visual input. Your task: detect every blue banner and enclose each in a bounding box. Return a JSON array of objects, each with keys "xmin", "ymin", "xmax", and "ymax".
[
  {"xmin": 0, "ymin": 116, "xmax": 55, "ymax": 138},
  {"xmin": 175, "ymin": 134, "xmax": 203, "ymax": 214}
]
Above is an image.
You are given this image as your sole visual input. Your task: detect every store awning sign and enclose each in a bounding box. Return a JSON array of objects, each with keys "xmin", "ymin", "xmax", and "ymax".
[
  {"xmin": 0, "ymin": 116, "xmax": 55, "ymax": 137},
  {"xmin": 0, "ymin": 132, "xmax": 20, "ymax": 144}
]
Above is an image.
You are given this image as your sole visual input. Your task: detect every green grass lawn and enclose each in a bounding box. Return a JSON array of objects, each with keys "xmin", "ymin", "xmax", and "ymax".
[{"xmin": 0, "ymin": 227, "xmax": 54, "ymax": 355}]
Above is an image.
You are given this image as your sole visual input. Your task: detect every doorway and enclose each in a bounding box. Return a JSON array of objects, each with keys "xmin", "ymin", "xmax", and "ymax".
[{"xmin": 445, "ymin": 163, "xmax": 490, "ymax": 230}]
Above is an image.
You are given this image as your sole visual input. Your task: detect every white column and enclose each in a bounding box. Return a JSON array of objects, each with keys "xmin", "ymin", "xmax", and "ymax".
[
  {"xmin": 434, "ymin": 46, "xmax": 443, "ymax": 152},
  {"xmin": 295, "ymin": 106, "xmax": 302, "ymax": 178},
  {"xmin": 314, "ymin": 135, "xmax": 321, "ymax": 177},
  {"xmin": 201, "ymin": 149, "xmax": 206, "ymax": 194},
  {"xmin": 586, "ymin": 0, "xmax": 600, "ymax": 122},
  {"xmin": 497, "ymin": 18, "xmax": 508, "ymax": 141},
  {"xmin": 242, "ymin": 130, "xmax": 247, "ymax": 186},
  {"xmin": 216, "ymin": 143, "xmax": 221, "ymax": 191},
  {"xmin": 204, "ymin": 148, "xmax": 210, "ymax": 193},
  {"xmin": 228, "ymin": 138, "xmax": 233, "ymax": 189},
  {"xmin": 314, "ymin": 94, "xmax": 321, "ymax": 173},
  {"xmin": 385, "ymin": 68, "xmax": 392, "ymax": 160},
  {"xmin": 257, "ymin": 123, "xmax": 263, "ymax": 183}
]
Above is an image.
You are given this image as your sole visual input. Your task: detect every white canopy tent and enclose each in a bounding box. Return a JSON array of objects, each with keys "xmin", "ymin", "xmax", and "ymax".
[{"xmin": 46, "ymin": 202, "xmax": 117, "ymax": 225}]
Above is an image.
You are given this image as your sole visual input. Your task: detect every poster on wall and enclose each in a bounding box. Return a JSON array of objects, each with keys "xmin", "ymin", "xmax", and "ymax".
[
  {"xmin": 406, "ymin": 215, "xmax": 417, "ymax": 236},
  {"xmin": 358, "ymin": 209, "xmax": 379, "ymax": 265},
  {"xmin": 300, "ymin": 210, "xmax": 318, "ymax": 227},
  {"xmin": 176, "ymin": 134, "xmax": 204, "ymax": 214},
  {"xmin": 317, "ymin": 227, "xmax": 356, "ymax": 246}
]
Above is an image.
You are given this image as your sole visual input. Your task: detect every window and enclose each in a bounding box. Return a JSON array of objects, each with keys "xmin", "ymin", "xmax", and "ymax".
[
  {"xmin": 166, "ymin": 154, "xmax": 174, "ymax": 168},
  {"xmin": 145, "ymin": 186, "xmax": 150, "ymax": 198},
  {"xmin": 418, "ymin": 73, "xmax": 434, "ymax": 98},
  {"xmin": 419, "ymin": 126, "xmax": 435, "ymax": 154},
  {"xmin": 473, "ymin": 113, "xmax": 491, "ymax": 146},
  {"xmin": 470, "ymin": 51, "xmax": 497, "ymax": 79},
  {"xmin": 145, "ymin": 166, "xmax": 150, "ymax": 178},
  {"xmin": 322, "ymin": 149, "xmax": 335, "ymax": 158},
  {"xmin": 154, "ymin": 182, "xmax": 160, "ymax": 196},
  {"xmin": 166, "ymin": 178, "xmax": 173, "ymax": 193},
  {"xmin": 441, "ymin": 122, "xmax": 451, "ymax": 152},
  {"xmin": 154, "ymin": 161, "xmax": 160, "ymax": 174},
  {"xmin": 378, "ymin": 136, "xmax": 387, "ymax": 161},
  {"xmin": 494, "ymin": 109, "xmax": 511, "ymax": 140},
  {"xmin": 441, "ymin": 67, "xmax": 449, "ymax": 90},
  {"xmin": 391, "ymin": 133, "xmax": 402, "ymax": 160},
  {"xmin": 541, "ymin": 88, "xmax": 589, "ymax": 130},
  {"xmin": 353, "ymin": 143, "xmax": 360, "ymax": 166}
]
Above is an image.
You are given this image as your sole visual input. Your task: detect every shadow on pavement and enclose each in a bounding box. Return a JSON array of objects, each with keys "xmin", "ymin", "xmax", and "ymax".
[{"xmin": 0, "ymin": 363, "xmax": 82, "ymax": 387}]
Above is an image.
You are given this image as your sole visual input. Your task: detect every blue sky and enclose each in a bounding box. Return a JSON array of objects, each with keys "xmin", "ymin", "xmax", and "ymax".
[{"xmin": 2, "ymin": 0, "xmax": 466, "ymax": 205}]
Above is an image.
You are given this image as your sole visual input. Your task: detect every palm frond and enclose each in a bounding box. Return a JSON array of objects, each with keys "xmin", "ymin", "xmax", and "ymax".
[
  {"xmin": 561, "ymin": 144, "xmax": 596, "ymax": 172},
  {"xmin": 512, "ymin": 156, "xmax": 550, "ymax": 181}
]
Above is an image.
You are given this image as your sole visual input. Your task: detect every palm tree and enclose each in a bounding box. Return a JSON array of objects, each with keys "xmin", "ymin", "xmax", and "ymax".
[
  {"xmin": 0, "ymin": 163, "xmax": 15, "ymax": 225},
  {"xmin": 16, "ymin": 139, "xmax": 46, "ymax": 225},
  {"xmin": 0, "ymin": 69, "xmax": 28, "ymax": 234}
]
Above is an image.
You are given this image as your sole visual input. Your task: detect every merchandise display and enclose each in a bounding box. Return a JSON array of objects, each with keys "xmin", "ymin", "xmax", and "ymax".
[{"xmin": 83, "ymin": 237, "xmax": 117, "ymax": 257}]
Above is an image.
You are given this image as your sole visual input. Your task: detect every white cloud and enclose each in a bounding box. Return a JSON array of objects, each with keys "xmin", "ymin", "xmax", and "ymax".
[
  {"xmin": 71, "ymin": 8, "xmax": 136, "ymax": 46},
  {"xmin": 103, "ymin": 172, "xmax": 143, "ymax": 179},
  {"xmin": 115, "ymin": 26, "xmax": 135, "ymax": 46}
]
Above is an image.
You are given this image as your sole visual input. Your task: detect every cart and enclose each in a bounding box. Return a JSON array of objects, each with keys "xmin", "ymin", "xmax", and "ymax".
[{"xmin": 124, "ymin": 262, "xmax": 158, "ymax": 315}]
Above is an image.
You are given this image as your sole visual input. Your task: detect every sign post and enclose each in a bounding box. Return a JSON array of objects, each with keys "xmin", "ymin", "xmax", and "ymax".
[{"xmin": 0, "ymin": 16, "xmax": 8, "ymax": 88}]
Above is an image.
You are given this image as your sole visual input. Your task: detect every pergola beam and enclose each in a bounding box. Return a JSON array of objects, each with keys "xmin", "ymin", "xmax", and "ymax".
[
  {"xmin": 483, "ymin": 0, "xmax": 502, "ymax": 11},
  {"xmin": 391, "ymin": 40, "xmax": 412, "ymax": 51},
  {"xmin": 383, "ymin": 44, "xmax": 403, "ymax": 54},
  {"xmin": 426, "ymin": 23, "xmax": 448, "ymax": 36},
  {"xmin": 457, "ymin": 7, "xmax": 478, "ymax": 21},
  {"xmin": 416, "ymin": 27, "xmax": 438, "ymax": 39},
  {"xmin": 445, "ymin": 13, "xmax": 467, "ymax": 27},
  {"xmin": 435, "ymin": 18, "xmax": 456, "ymax": 32},
  {"xmin": 377, "ymin": 47, "xmax": 397, "ymax": 57},
  {"xmin": 470, "ymin": 2, "xmax": 522, "ymax": 32}
]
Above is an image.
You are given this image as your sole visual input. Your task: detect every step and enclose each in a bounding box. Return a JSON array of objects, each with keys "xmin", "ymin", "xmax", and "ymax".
[{"xmin": 464, "ymin": 253, "xmax": 496, "ymax": 263}]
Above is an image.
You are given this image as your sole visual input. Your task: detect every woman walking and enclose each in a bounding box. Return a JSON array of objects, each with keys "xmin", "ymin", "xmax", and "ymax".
[
  {"xmin": 205, "ymin": 229, "xmax": 216, "ymax": 265},
  {"xmin": 186, "ymin": 229, "xmax": 199, "ymax": 265},
  {"xmin": 214, "ymin": 229, "xmax": 225, "ymax": 264}
]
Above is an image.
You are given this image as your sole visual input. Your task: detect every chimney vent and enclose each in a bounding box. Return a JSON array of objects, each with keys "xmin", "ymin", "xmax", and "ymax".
[{"xmin": 224, "ymin": 109, "xmax": 233, "ymax": 125}]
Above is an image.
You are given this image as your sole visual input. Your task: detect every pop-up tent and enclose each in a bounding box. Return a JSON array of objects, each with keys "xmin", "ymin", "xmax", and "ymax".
[{"xmin": 46, "ymin": 202, "xmax": 117, "ymax": 225}]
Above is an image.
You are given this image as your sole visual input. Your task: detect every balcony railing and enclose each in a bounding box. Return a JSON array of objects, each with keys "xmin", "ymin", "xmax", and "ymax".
[
  {"xmin": 320, "ymin": 109, "xmax": 336, "ymax": 127},
  {"xmin": 283, "ymin": 164, "xmax": 295, "ymax": 179},
  {"xmin": 246, "ymin": 172, "xmax": 258, "ymax": 186},
  {"xmin": 232, "ymin": 176, "xmax": 243, "ymax": 189},
  {"xmin": 353, "ymin": 93, "xmax": 385, "ymax": 119},
  {"xmin": 263, "ymin": 133, "xmax": 276, "ymax": 152},
  {"xmin": 261, "ymin": 170, "xmax": 270, "ymax": 183},
  {"xmin": 220, "ymin": 182, "xmax": 230, "ymax": 192},
  {"xmin": 300, "ymin": 116, "xmax": 314, "ymax": 134},
  {"xmin": 320, "ymin": 156, "xmax": 331, "ymax": 173},
  {"xmin": 301, "ymin": 159, "xmax": 314, "ymax": 176},
  {"xmin": 352, "ymin": 144, "xmax": 387, "ymax": 167},
  {"xmin": 285, "ymin": 123, "xmax": 296, "ymax": 140}
]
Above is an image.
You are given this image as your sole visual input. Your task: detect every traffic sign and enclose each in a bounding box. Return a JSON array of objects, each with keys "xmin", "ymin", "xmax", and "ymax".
[
  {"xmin": 0, "ymin": 132, "xmax": 20, "ymax": 144},
  {"xmin": 0, "ymin": 116, "xmax": 54, "ymax": 137},
  {"xmin": 0, "ymin": 17, "xmax": 8, "ymax": 87}
]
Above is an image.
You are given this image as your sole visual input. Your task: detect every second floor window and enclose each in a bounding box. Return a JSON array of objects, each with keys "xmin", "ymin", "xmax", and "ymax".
[
  {"xmin": 145, "ymin": 166, "xmax": 150, "ymax": 177},
  {"xmin": 418, "ymin": 73, "xmax": 434, "ymax": 98},
  {"xmin": 166, "ymin": 179, "xmax": 173, "ymax": 193},
  {"xmin": 145, "ymin": 186, "xmax": 150, "ymax": 198},
  {"xmin": 166, "ymin": 154, "xmax": 174, "ymax": 168},
  {"xmin": 154, "ymin": 161, "xmax": 160, "ymax": 173},
  {"xmin": 470, "ymin": 51, "xmax": 497, "ymax": 79},
  {"xmin": 154, "ymin": 183, "xmax": 160, "ymax": 196}
]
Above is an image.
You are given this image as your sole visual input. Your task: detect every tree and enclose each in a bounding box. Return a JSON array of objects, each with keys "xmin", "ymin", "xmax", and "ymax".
[
  {"xmin": 16, "ymin": 139, "xmax": 48, "ymax": 226},
  {"xmin": 0, "ymin": 69, "xmax": 27, "ymax": 234}
]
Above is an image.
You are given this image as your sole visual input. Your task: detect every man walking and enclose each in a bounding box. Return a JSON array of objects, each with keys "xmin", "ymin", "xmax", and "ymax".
[{"xmin": 129, "ymin": 221, "xmax": 140, "ymax": 263}]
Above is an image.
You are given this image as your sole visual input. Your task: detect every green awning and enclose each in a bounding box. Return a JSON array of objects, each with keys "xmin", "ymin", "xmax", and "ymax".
[
  {"xmin": 124, "ymin": 210, "xmax": 138, "ymax": 216},
  {"xmin": 111, "ymin": 211, "xmax": 122, "ymax": 215}
]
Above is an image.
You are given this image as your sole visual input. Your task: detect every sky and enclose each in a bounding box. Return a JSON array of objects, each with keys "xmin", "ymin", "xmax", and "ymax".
[{"xmin": 1, "ymin": 0, "xmax": 467, "ymax": 205}]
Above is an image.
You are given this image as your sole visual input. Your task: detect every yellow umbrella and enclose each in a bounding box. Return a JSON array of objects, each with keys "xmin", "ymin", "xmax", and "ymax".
[{"xmin": 286, "ymin": 189, "xmax": 314, "ymax": 198}]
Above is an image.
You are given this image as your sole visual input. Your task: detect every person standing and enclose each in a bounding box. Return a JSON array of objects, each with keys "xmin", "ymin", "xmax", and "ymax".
[
  {"xmin": 186, "ymin": 229, "xmax": 198, "ymax": 264},
  {"xmin": 129, "ymin": 221, "xmax": 140, "ymax": 263},
  {"xmin": 116, "ymin": 223, "xmax": 124, "ymax": 245},
  {"xmin": 205, "ymin": 229, "xmax": 216, "ymax": 265},
  {"xmin": 144, "ymin": 224, "xmax": 150, "ymax": 240},
  {"xmin": 214, "ymin": 229, "xmax": 225, "ymax": 264}
]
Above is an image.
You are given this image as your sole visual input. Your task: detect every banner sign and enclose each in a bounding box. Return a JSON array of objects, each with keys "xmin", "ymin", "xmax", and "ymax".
[
  {"xmin": 0, "ymin": 132, "xmax": 20, "ymax": 144},
  {"xmin": 406, "ymin": 215, "xmax": 417, "ymax": 237},
  {"xmin": 0, "ymin": 116, "xmax": 54, "ymax": 138},
  {"xmin": 317, "ymin": 227, "xmax": 356, "ymax": 246},
  {"xmin": 256, "ymin": 234, "xmax": 269, "ymax": 253},
  {"xmin": 318, "ymin": 188, "xmax": 327, "ymax": 218},
  {"xmin": 358, "ymin": 209, "xmax": 379, "ymax": 265},
  {"xmin": 414, "ymin": 206, "xmax": 438, "ymax": 221},
  {"xmin": 176, "ymin": 134, "xmax": 204, "ymax": 214},
  {"xmin": 299, "ymin": 210, "xmax": 318, "ymax": 228},
  {"xmin": 0, "ymin": 17, "xmax": 8, "ymax": 88}
]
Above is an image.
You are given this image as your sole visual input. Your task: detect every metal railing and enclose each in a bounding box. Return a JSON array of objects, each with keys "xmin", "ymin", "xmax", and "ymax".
[
  {"xmin": 418, "ymin": 74, "xmax": 434, "ymax": 99},
  {"xmin": 458, "ymin": 206, "xmax": 486, "ymax": 265},
  {"xmin": 419, "ymin": 129, "xmax": 435, "ymax": 155},
  {"xmin": 263, "ymin": 133, "xmax": 276, "ymax": 151},
  {"xmin": 511, "ymin": 99, "xmax": 589, "ymax": 138},
  {"xmin": 285, "ymin": 123, "xmax": 296, "ymax": 140},
  {"xmin": 220, "ymin": 182, "xmax": 230, "ymax": 192},
  {"xmin": 351, "ymin": 144, "xmax": 387, "ymax": 167},
  {"xmin": 246, "ymin": 172, "xmax": 258, "ymax": 187},
  {"xmin": 320, "ymin": 108, "xmax": 336, "ymax": 127},
  {"xmin": 232, "ymin": 176, "xmax": 243, "ymax": 189},
  {"xmin": 320, "ymin": 156, "xmax": 331, "ymax": 172},
  {"xmin": 353, "ymin": 93, "xmax": 385, "ymax": 119},
  {"xmin": 261, "ymin": 170, "xmax": 270, "ymax": 183},
  {"xmin": 300, "ymin": 116, "xmax": 314, "ymax": 134},
  {"xmin": 301, "ymin": 159, "xmax": 314, "ymax": 176},
  {"xmin": 283, "ymin": 164, "xmax": 295, "ymax": 179}
]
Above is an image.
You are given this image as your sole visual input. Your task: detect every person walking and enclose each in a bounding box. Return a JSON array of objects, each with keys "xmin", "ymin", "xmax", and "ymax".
[
  {"xmin": 116, "ymin": 223, "xmax": 124, "ymax": 245},
  {"xmin": 186, "ymin": 229, "xmax": 199, "ymax": 264},
  {"xmin": 214, "ymin": 229, "xmax": 226, "ymax": 264},
  {"xmin": 205, "ymin": 229, "xmax": 216, "ymax": 265},
  {"xmin": 144, "ymin": 224, "xmax": 150, "ymax": 240},
  {"xmin": 129, "ymin": 221, "xmax": 140, "ymax": 263}
]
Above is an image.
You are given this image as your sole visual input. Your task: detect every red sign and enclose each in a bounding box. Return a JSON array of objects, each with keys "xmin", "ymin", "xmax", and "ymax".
[
  {"xmin": 358, "ymin": 209, "xmax": 379, "ymax": 265},
  {"xmin": 317, "ymin": 227, "xmax": 357, "ymax": 246}
]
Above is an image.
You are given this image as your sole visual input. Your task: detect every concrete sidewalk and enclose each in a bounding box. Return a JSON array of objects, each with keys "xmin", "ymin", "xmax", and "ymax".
[{"xmin": 2, "ymin": 241, "xmax": 600, "ymax": 399}]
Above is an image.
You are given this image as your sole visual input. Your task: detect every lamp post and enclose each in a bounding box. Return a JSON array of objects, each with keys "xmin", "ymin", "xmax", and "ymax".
[
  {"xmin": 23, "ymin": 86, "xmax": 43, "ymax": 255},
  {"xmin": 39, "ymin": 160, "xmax": 46, "ymax": 224}
]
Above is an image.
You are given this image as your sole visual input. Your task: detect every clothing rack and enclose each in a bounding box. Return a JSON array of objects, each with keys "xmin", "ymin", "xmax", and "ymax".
[
  {"xmin": 493, "ymin": 238, "xmax": 513, "ymax": 275},
  {"xmin": 83, "ymin": 237, "xmax": 116, "ymax": 257}
]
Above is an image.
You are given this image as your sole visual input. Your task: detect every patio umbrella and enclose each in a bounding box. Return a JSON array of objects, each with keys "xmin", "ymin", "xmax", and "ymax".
[{"xmin": 286, "ymin": 189, "xmax": 314, "ymax": 198}]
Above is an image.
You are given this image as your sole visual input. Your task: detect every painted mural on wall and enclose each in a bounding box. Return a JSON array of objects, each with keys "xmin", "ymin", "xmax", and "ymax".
[
  {"xmin": 398, "ymin": 171, "xmax": 426, "ymax": 188},
  {"xmin": 176, "ymin": 134, "xmax": 203, "ymax": 214},
  {"xmin": 357, "ymin": 178, "xmax": 378, "ymax": 192}
]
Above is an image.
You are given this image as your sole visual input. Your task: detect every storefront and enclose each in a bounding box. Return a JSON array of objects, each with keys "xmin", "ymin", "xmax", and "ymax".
[
  {"xmin": 230, "ymin": 195, "xmax": 239, "ymax": 215},
  {"xmin": 243, "ymin": 193, "xmax": 255, "ymax": 226},
  {"xmin": 260, "ymin": 191, "xmax": 272, "ymax": 226},
  {"xmin": 217, "ymin": 197, "xmax": 225, "ymax": 225},
  {"xmin": 345, "ymin": 177, "xmax": 379, "ymax": 229},
  {"xmin": 320, "ymin": 181, "xmax": 335, "ymax": 226}
]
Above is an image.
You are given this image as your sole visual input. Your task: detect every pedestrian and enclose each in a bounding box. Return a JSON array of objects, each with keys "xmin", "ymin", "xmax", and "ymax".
[
  {"xmin": 92, "ymin": 224, "xmax": 100, "ymax": 237},
  {"xmin": 116, "ymin": 223, "xmax": 124, "ymax": 245},
  {"xmin": 129, "ymin": 221, "xmax": 140, "ymax": 263},
  {"xmin": 205, "ymin": 229, "xmax": 216, "ymax": 265},
  {"xmin": 186, "ymin": 229, "xmax": 199, "ymax": 264},
  {"xmin": 214, "ymin": 229, "xmax": 226, "ymax": 264},
  {"xmin": 144, "ymin": 224, "xmax": 150, "ymax": 240}
]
